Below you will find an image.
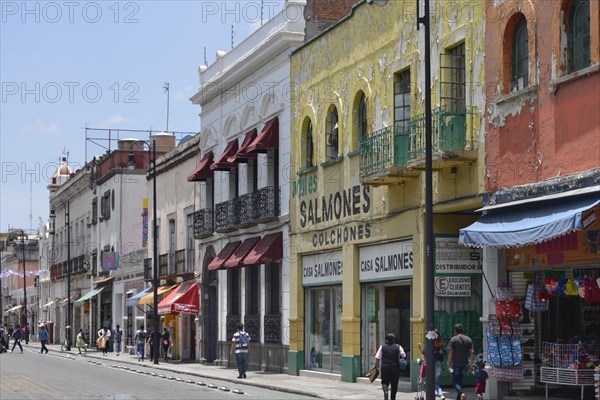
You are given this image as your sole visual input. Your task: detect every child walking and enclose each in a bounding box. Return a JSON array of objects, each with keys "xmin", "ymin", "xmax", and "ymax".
[{"xmin": 473, "ymin": 361, "xmax": 488, "ymax": 400}]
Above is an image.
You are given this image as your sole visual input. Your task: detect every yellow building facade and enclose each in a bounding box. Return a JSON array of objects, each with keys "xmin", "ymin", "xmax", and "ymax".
[{"xmin": 288, "ymin": 1, "xmax": 486, "ymax": 383}]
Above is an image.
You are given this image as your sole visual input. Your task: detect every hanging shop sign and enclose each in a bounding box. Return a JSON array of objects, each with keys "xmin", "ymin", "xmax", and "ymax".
[
  {"xmin": 435, "ymin": 237, "xmax": 482, "ymax": 274},
  {"xmin": 302, "ymin": 250, "xmax": 343, "ymax": 286},
  {"xmin": 435, "ymin": 276, "xmax": 471, "ymax": 297},
  {"xmin": 359, "ymin": 240, "xmax": 413, "ymax": 282}
]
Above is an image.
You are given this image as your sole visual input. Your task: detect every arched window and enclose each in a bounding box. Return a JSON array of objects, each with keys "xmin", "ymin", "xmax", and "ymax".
[
  {"xmin": 303, "ymin": 119, "xmax": 314, "ymax": 168},
  {"xmin": 570, "ymin": 0, "xmax": 591, "ymax": 72},
  {"xmin": 326, "ymin": 106, "xmax": 339, "ymax": 160},
  {"xmin": 511, "ymin": 15, "xmax": 529, "ymax": 91},
  {"xmin": 357, "ymin": 92, "xmax": 367, "ymax": 146}
]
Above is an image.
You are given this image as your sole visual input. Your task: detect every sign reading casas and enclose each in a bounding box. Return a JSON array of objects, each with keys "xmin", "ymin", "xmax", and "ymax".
[
  {"xmin": 302, "ymin": 250, "xmax": 343, "ymax": 286},
  {"xmin": 359, "ymin": 240, "xmax": 413, "ymax": 282}
]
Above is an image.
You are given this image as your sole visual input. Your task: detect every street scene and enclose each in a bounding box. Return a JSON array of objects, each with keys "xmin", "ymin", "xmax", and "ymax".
[{"xmin": 1, "ymin": 1, "xmax": 599, "ymax": 400}]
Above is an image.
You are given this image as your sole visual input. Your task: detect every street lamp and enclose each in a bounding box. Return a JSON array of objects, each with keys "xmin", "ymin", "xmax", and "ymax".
[
  {"xmin": 49, "ymin": 201, "xmax": 72, "ymax": 351},
  {"xmin": 128, "ymin": 139, "xmax": 159, "ymax": 365}
]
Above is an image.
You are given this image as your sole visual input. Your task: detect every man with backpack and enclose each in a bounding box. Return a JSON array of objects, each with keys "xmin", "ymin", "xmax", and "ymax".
[
  {"xmin": 230, "ymin": 322, "xmax": 250, "ymax": 378},
  {"xmin": 134, "ymin": 325, "xmax": 147, "ymax": 361}
]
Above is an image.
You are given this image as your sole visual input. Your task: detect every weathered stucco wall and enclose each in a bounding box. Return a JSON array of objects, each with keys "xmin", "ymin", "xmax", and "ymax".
[{"xmin": 485, "ymin": 0, "xmax": 600, "ymax": 191}]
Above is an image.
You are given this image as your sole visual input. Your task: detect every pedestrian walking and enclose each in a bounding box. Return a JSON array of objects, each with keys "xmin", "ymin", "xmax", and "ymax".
[
  {"xmin": 23, "ymin": 323, "xmax": 30, "ymax": 344},
  {"xmin": 161, "ymin": 328, "xmax": 170, "ymax": 361},
  {"xmin": 230, "ymin": 322, "xmax": 250, "ymax": 379},
  {"xmin": 373, "ymin": 333, "xmax": 406, "ymax": 400},
  {"xmin": 97, "ymin": 326, "xmax": 111, "ymax": 356},
  {"xmin": 76, "ymin": 329, "xmax": 87, "ymax": 354},
  {"xmin": 447, "ymin": 324, "xmax": 475, "ymax": 400},
  {"xmin": 473, "ymin": 361, "xmax": 488, "ymax": 400},
  {"xmin": 10, "ymin": 324, "xmax": 23, "ymax": 353},
  {"xmin": 113, "ymin": 324, "xmax": 123, "ymax": 356},
  {"xmin": 148, "ymin": 329, "xmax": 157, "ymax": 361},
  {"xmin": 37, "ymin": 323, "xmax": 49, "ymax": 354},
  {"xmin": 0, "ymin": 325, "xmax": 8, "ymax": 353},
  {"xmin": 433, "ymin": 329, "xmax": 447, "ymax": 399},
  {"xmin": 134, "ymin": 325, "xmax": 147, "ymax": 361}
]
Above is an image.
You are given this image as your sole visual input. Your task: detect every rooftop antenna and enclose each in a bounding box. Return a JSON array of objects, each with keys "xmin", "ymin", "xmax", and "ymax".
[
  {"xmin": 231, "ymin": 25, "xmax": 235, "ymax": 49},
  {"xmin": 29, "ymin": 179, "xmax": 33, "ymax": 233},
  {"xmin": 163, "ymin": 82, "xmax": 170, "ymax": 132},
  {"xmin": 203, "ymin": 47, "xmax": 208, "ymax": 66}
]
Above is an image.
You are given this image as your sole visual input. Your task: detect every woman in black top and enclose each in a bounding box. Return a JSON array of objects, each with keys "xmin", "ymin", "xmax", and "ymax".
[{"xmin": 373, "ymin": 333, "xmax": 406, "ymax": 400}]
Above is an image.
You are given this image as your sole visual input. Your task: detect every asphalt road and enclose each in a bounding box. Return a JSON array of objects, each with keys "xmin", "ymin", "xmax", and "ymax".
[{"xmin": 0, "ymin": 349, "xmax": 313, "ymax": 400}]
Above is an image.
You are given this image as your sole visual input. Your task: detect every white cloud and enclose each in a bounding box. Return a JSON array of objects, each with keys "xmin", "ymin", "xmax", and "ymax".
[
  {"xmin": 103, "ymin": 114, "xmax": 129, "ymax": 124},
  {"xmin": 19, "ymin": 120, "xmax": 60, "ymax": 134}
]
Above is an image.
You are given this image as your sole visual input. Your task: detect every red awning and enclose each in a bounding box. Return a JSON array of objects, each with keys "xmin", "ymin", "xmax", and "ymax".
[
  {"xmin": 228, "ymin": 129, "xmax": 258, "ymax": 163},
  {"xmin": 187, "ymin": 151, "xmax": 214, "ymax": 182},
  {"xmin": 210, "ymin": 139, "xmax": 239, "ymax": 171},
  {"xmin": 246, "ymin": 116, "xmax": 279, "ymax": 153},
  {"xmin": 223, "ymin": 237, "xmax": 261, "ymax": 268},
  {"xmin": 242, "ymin": 232, "xmax": 283, "ymax": 265},
  {"xmin": 157, "ymin": 281, "xmax": 200, "ymax": 315},
  {"xmin": 207, "ymin": 241, "xmax": 241, "ymax": 270}
]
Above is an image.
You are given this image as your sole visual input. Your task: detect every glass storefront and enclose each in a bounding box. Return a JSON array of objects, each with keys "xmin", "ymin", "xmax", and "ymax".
[{"xmin": 306, "ymin": 286, "xmax": 343, "ymax": 373}]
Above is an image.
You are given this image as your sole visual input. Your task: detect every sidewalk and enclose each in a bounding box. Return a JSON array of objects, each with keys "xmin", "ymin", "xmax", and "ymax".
[{"xmin": 23, "ymin": 342, "xmax": 477, "ymax": 400}]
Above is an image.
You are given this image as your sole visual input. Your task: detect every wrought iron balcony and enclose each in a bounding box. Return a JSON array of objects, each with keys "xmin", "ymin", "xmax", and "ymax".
[
  {"xmin": 193, "ymin": 208, "xmax": 213, "ymax": 239},
  {"xmin": 359, "ymin": 126, "xmax": 419, "ymax": 185},
  {"xmin": 215, "ymin": 200, "xmax": 236, "ymax": 233},
  {"xmin": 232, "ymin": 192, "xmax": 255, "ymax": 228},
  {"xmin": 226, "ymin": 314, "xmax": 240, "ymax": 342},
  {"xmin": 264, "ymin": 314, "xmax": 281, "ymax": 344},
  {"xmin": 406, "ymin": 105, "xmax": 478, "ymax": 168},
  {"xmin": 232, "ymin": 186, "xmax": 280, "ymax": 228}
]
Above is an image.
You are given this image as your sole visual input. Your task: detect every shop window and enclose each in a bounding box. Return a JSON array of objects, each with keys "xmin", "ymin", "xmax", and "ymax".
[
  {"xmin": 325, "ymin": 106, "xmax": 339, "ymax": 160},
  {"xmin": 511, "ymin": 15, "xmax": 529, "ymax": 91},
  {"xmin": 306, "ymin": 286, "xmax": 343, "ymax": 373},
  {"xmin": 100, "ymin": 190, "xmax": 111, "ymax": 220},
  {"xmin": 394, "ymin": 70, "xmax": 411, "ymax": 133},
  {"xmin": 569, "ymin": 0, "xmax": 591, "ymax": 72}
]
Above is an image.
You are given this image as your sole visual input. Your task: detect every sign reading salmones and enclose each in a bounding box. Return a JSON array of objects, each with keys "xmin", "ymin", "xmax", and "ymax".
[
  {"xmin": 359, "ymin": 240, "xmax": 413, "ymax": 282},
  {"xmin": 435, "ymin": 237, "xmax": 482, "ymax": 274},
  {"xmin": 435, "ymin": 276, "xmax": 471, "ymax": 297},
  {"xmin": 302, "ymin": 250, "xmax": 343, "ymax": 286}
]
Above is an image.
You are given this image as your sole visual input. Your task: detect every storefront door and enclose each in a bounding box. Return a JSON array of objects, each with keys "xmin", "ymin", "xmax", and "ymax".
[{"xmin": 306, "ymin": 286, "xmax": 343, "ymax": 373}]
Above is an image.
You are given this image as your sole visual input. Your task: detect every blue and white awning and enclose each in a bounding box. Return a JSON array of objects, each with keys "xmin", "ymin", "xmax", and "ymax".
[
  {"xmin": 459, "ymin": 187, "xmax": 600, "ymax": 248},
  {"xmin": 126, "ymin": 287, "xmax": 153, "ymax": 307}
]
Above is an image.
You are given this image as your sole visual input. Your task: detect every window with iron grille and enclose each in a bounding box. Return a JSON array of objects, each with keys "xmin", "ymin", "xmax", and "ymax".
[
  {"xmin": 303, "ymin": 119, "xmax": 314, "ymax": 168},
  {"xmin": 394, "ymin": 70, "xmax": 411, "ymax": 132},
  {"xmin": 357, "ymin": 92, "xmax": 367, "ymax": 145},
  {"xmin": 511, "ymin": 15, "xmax": 529, "ymax": 91},
  {"xmin": 246, "ymin": 267, "xmax": 260, "ymax": 315},
  {"xmin": 91, "ymin": 197, "xmax": 98, "ymax": 224},
  {"xmin": 228, "ymin": 268, "xmax": 240, "ymax": 315},
  {"xmin": 569, "ymin": 0, "xmax": 591, "ymax": 72},
  {"xmin": 326, "ymin": 106, "xmax": 339, "ymax": 160},
  {"xmin": 441, "ymin": 44, "xmax": 466, "ymax": 111},
  {"xmin": 101, "ymin": 190, "xmax": 111, "ymax": 220}
]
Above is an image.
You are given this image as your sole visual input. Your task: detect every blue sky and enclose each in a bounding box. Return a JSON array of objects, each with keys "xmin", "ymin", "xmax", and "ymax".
[{"xmin": 1, "ymin": 0, "xmax": 284, "ymax": 233}]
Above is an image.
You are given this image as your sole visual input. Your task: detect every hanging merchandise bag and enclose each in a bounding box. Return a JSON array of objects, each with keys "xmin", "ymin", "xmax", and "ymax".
[
  {"xmin": 524, "ymin": 283, "xmax": 549, "ymax": 312},
  {"xmin": 486, "ymin": 327, "xmax": 522, "ymax": 366},
  {"xmin": 489, "ymin": 315, "xmax": 522, "ymax": 337},
  {"xmin": 564, "ymin": 277, "xmax": 579, "ymax": 296},
  {"xmin": 496, "ymin": 282, "xmax": 514, "ymax": 301},
  {"xmin": 496, "ymin": 299, "xmax": 523, "ymax": 320},
  {"xmin": 584, "ymin": 277, "xmax": 600, "ymax": 303}
]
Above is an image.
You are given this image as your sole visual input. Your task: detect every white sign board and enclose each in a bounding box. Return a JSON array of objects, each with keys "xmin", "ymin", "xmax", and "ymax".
[
  {"xmin": 302, "ymin": 250, "xmax": 343, "ymax": 286},
  {"xmin": 359, "ymin": 240, "xmax": 413, "ymax": 282},
  {"xmin": 435, "ymin": 237, "xmax": 482, "ymax": 273},
  {"xmin": 435, "ymin": 276, "xmax": 471, "ymax": 297}
]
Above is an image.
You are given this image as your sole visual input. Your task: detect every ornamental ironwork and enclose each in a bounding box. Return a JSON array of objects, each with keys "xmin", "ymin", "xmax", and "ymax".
[
  {"xmin": 226, "ymin": 314, "xmax": 240, "ymax": 341},
  {"xmin": 193, "ymin": 208, "xmax": 213, "ymax": 239},
  {"xmin": 264, "ymin": 314, "xmax": 281, "ymax": 344},
  {"xmin": 215, "ymin": 200, "xmax": 236, "ymax": 232},
  {"xmin": 244, "ymin": 314, "xmax": 260, "ymax": 343}
]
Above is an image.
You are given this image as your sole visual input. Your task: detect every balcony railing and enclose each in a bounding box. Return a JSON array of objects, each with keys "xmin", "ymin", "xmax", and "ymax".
[
  {"xmin": 233, "ymin": 186, "xmax": 280, "ymax": 228},
  {"xmin": 226, "ymin": 314, "xmax": 240, "ymax": 342},
  {"xmin": 193, "ymin": 208, "xmax": 213, "ymax": 239},
  {"xmin": 174, "ymin": 249, "xmax": 185, "ymax": 275},
  {"xmin": 215, "ymin": 200, "xmax": 236, "ymax": 233},
  {"xmin": 359, "ymin": 125, "xmax": 410, "ymax": 176},
  {"xmin": 159, "ymin": 254, "xmax": 169, "ymax": 277},
  {"xmin": 407, "ymin": 105, "xmax": 477, "ymax": 159},
  {"xmin": 264, "ymin": 314, "xmax": 281, "ymax": 344},
  {"xmin": 244, "ymin": 314, "xmax": 260, "ymax": 344},
  {"xmin": 232, "ymin": 192, "xmax": 255, "ymax": 228}
]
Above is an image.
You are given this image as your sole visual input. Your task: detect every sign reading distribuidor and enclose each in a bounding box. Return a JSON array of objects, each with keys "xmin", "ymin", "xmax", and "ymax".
[{"xmin": 435, "ymin": 276, "xmax": 471, "ymax": 297}]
